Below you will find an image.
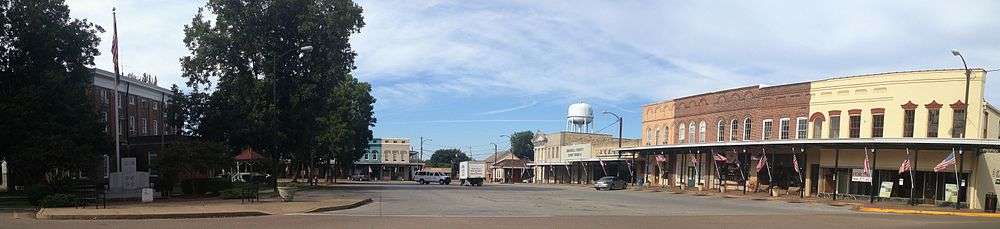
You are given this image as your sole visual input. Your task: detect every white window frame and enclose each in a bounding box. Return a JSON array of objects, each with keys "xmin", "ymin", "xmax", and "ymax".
[
  {"xmin": 678, "ymin": 124, "xmax": 686, "ymax": 142},
  {"xmin": 688, "ymin": 122, "xmax": 696, "ymax": 144},
  {"xmin": 743, "ymin": 118, "xmax": 752, "ymax": 141},
  {"xmin": 662, "ymin": 126, "xmax": 669, "ymax": 144},
  {"xmin": 717, "ymin": 120, "xmax": 725, "ymax": 142},
  {"xmin": 762, "ymin": 119, "xmax": 773, "ymax": 140},
  {"xmin": 152, "ymin": 120, "xmax": 158, "ymax": 135},
  {"xmin": 654, "ymin": 128, "xmax": 660, "ymax": 145},
  {"xmin": 730, "ymin": 119, "xmax": 739, "ymax": 141},
  {"xmin": 779, "ymin": 118, "xmax": 790, "ymax": 140},
  {"xmin": 698, "ymin": 121, "xmax": 707, "ymax": 143},
  {"xmin": 796, "ymin": 117, "xmax": 808, "ymax": 139}
]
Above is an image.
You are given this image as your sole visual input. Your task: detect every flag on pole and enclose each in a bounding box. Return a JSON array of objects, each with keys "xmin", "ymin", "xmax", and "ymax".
[
  {"xmin": 862, "ymin": 148, "xmax": 871, "ymax": 174},
  {"xmin": 934, "ymin": 150, "xmax": 957, "ymax": 172},
  {"xmin": 713, "ymin": 153, "xmax": 727, "ymax": 162},
  {"xmin": 655, "ymin": 155, "xmax": 667, "ymax": 163},
  {"xmin": 690, "ymin": 155, "xmax": 699, "ymax": 165},
  {"xmin": 792, "ymin": 154, "xmax": 801, "ymax": 175},
  {"xmin": 755, "ymin": 154, "xmax": 767, "ymax": 172},
  {"xmin": 899, "ymin": 157, "xmax": 911, "ymax": 174}
]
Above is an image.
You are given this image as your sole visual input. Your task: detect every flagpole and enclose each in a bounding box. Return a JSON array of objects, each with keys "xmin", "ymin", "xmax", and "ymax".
[
  {"xmin": 111, "ymin": 8, "xmax": 122, "ymax": 173},
  {"xmin": 954, "ymin": 148, "xmax": 961, "ymax": 209},
  {"xmin": 736, "ymin": 149, "xmax": 747, "ymax": 195},
  {"xmin": 907, "ymin": 148, "xmax": 915, "ymax": 206},
  {"xmin": 764, "ymin": 148, "xmax": 773, "ymax": 194}
]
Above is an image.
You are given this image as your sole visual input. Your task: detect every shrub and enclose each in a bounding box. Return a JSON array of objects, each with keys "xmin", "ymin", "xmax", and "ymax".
[
  {"xmin": 180, "ymin": 178, "xmax": 233, "ymax": 196},
  {"xmin": 26, "ymin": 184, "xmax": 53, "ymax": 206},
  {"xmin": 219, "ymin": 187, "xmax": 244, "ymax": 199},
  {"xmin": 40, "ymin": 194, "xmax": 77, "ymax": 208}
]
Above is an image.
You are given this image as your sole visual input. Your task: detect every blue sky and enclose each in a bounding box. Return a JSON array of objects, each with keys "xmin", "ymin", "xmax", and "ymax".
[{"xmin": 66, "ymin": 1, "xmax": 1000, "ymax": 159}]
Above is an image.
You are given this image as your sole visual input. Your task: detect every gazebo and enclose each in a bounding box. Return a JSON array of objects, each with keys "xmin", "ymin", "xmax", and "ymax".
[{"xmin": 234, "ymin": 147, "xmax": 266, "ymax": 173}]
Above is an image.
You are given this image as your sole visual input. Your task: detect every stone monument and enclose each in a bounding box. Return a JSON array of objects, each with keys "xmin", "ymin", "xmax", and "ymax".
[{"xmin": 1, "ymin": 159, "xmax": 8, "ymax": 192}]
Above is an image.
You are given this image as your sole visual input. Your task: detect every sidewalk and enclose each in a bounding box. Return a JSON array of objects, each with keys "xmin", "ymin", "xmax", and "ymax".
[
  {"xmin": 632, "ymin": 185, "xmax": 1000, "ymax": 218},
  {"xmin": 36, "ymin": 196, "xmax": 371, "ymax": 220}
]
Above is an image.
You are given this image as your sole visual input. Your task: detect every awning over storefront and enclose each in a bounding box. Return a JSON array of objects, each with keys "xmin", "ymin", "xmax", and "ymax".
[{"xmin": 616, "ymin": 138, "xmax": 1000, "ymax": 154}]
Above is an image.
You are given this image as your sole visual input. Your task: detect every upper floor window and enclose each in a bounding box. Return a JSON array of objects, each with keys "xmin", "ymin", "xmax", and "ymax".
[
  {"xmin": 872, "ymin": 112, "xmax": 885, "ymax": 138},
  {"xmin": 927, "ymin": 109, "xmax": 940, "ymax": 138},
  {"xmin": 688, "ymin": 123, "xmax": 696, "ymax": 143},
  {"xmin": 812, "ymin": 119, "xmax": 823, "ymax": 139},
  {"xmin": 849, "ymin": 115, "xmax": 861, "ymax": 138},
  {"xmin": 743, "ymin": 118, "xmax": 752, "ymax": 141},
  {"xmin": 678, "ymin": 124, "xmax": 686, "ymax": 143},
  {"xmin": 762, "ymin": 119, "xmax": 773, "ymax": 140},
  {"xmin": 796, "ymin": 117, "xmax": 808, "ymax": 139},
  {"xmin": 829, "ymin": 115, "xmax": 841, "ymax": 139},
  {"xmin": 717, "ymin": 120, "xmax": 725, "ymax": 142},
  {"xmin": 662, "ymin": 126, "xmax": 669, "ymax": 144},
  {"xmin": 903, "ymin": 110, "xmax": 915, "ymax": 137},
  {"xmin": 646, "ymin": 128, "xmax": 653, "ymax": 145},
  {"xmin": 779, "ymin": 118, "xmax": 790, "ymax": 140},
  {"xmin": 952, "ymin": 108, "xmax": 966, "ymax": 138},
  {"xmin": 730, "ymin": 119, "xmax": 739, "ymax": 141},
  {"xmin": 152, "ymin": 120, "xmax": 158, "ymax": 135},
  {"xmin": 654, "ymin": 128, "xmax": 660, "ymax": 145},
  {"xmin": 698, "ymin": 121, "xmax": 707, "ymax": 143}
]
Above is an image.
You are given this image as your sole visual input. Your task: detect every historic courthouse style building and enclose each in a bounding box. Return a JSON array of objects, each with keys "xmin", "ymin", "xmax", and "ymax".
[{"xmin": 623, "ymin": 69, "xmax": 1000, "ymax": 210}]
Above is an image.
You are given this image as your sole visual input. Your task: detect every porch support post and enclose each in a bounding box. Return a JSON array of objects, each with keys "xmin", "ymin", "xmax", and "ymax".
[
  {"xmin": 957, "ymin": 147, "xmax": 964, "ymax": 210},
  {"xmin": 800, "ymin": 146, "xmax": 806, "ymax": 198},
  {"xmin": 910, "ymin": 149, "xmax": 918, "ymax": 205},
  {"xmin": 834, "ymin": 148, "xmax": 840, "ymax": 201},
  {"xmin": 870, "ymin": 148, "xmax": 878, "ymax": 204}
]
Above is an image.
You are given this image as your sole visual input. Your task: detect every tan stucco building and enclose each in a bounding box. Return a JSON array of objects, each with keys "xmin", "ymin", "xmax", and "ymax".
[{"xmin": 530, "ymin": 131, "xmax": 640, "ymax": 184}]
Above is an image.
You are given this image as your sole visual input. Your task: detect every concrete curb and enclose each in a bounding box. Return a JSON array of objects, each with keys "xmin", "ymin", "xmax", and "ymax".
[
  {"xmin": 36, "ymin": 209, "xmax": 269, "ymax": 220},
  {"xmin": 304, "ymin": 198, "xmax": 373, "ymax": 213},
  {"xmin": 857, "ymin": 207, "xmax": 1000, "ymax": 218},
  {"xmin": 35, "ymin": 198, "xmax": 373, "ymax": 220}
]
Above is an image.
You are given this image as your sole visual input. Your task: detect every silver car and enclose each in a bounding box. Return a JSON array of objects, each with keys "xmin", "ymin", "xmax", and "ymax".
[{"xmin": 594, "ymin": 176, "xmax": 627, "ymax": 191}]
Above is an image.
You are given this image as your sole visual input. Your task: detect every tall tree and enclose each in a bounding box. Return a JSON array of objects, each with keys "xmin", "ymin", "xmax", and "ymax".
[
  {"xmin": 164, "ymin": 84, "xmax": 188, "ymax": 136},
  {"xmin": 509, "ymin": 131, "xmax": 535, "ymax": 160},
  {"xmin": 428, "ymin": 149, "xmax": 470, "ymax": 165},
  {"xmin": 0, "ymin": 0, "xmax": 110, "ymax": 185},
  {"xmin": 179, "ymin": 0, "xmax": 369, "ymax": 180}
]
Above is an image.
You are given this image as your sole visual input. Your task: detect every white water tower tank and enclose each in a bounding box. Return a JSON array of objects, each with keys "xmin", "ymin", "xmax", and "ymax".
[{"xmin": 567, "ymin": 102, "xmax": 594, "ymax": 132}]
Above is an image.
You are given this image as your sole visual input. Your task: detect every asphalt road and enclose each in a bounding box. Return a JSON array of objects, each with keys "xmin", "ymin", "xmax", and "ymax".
[{"xmin": 4, "ymin": 182, "xmax": 1000, "ymax": 229}]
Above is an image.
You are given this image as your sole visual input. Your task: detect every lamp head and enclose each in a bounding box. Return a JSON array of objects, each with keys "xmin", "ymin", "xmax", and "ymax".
[
  {"xmin": 951, "ymin": 49, "xmax": 961, "ymax": 56},
  {"xmin": 300, "ymin": 46, "xmax": 314, "ymax": 52}
]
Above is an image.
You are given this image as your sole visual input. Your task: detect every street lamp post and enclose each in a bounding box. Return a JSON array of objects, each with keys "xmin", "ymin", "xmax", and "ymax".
[
  {"xmin": 490, "ymin": 142, "xmax": 499, "ymax": 183},
  {"xmin": 602, "ymin": 111, "xmax": 629, "ymax": 183},
  {"xmin": 419, "ymin": 137, "xmax": 431, "ymax": 162},
  {"xmin": 950, "ymin": 49, "xmax": 972, "ymax": 209},
  {"xmin": 270, "ymin": 45, "xmax": 313, "ymax": 190}
]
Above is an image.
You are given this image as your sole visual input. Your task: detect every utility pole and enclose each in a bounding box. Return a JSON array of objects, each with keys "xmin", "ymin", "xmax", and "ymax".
[{"xmin": 419, "ymin": 137, "xmax": 431, "ymax": 162}]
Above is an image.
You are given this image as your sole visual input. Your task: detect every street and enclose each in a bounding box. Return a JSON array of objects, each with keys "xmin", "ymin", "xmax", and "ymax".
[{"xmin": 4, "ymin": 182, "xmax": 1000, "ymax": 228}]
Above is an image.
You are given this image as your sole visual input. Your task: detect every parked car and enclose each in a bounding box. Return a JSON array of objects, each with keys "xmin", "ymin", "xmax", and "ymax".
[
  {"xmin": 594, "ymin": 176, "xmax": 627, "ymax": 190},
  {"xmin": 349, "ymin": 174, "xmax": 371, "ymax": 181},
  {"xmin": 231, "ymin": 172, "xmax": 270, "ymax": 183},
  {"xmin": 413, "ymin": 171, "xmax": 451, "ymax": 185}
]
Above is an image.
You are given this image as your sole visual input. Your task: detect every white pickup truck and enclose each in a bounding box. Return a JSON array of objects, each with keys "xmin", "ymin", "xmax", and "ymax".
[{"xmin": 459, "ymin": 161, "xmax": 485, "ymax": 186}]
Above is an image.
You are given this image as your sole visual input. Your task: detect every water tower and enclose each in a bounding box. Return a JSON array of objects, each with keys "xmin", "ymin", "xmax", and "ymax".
[{"xmin": 566, "ymin": 102, "xmax": 594, "ymax": 133}]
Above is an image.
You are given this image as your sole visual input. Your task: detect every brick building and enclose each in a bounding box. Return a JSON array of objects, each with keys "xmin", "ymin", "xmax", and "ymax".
[
  {"xmin": 90, "ymin": 68, "xmax": 176, "ymax": 174},
  {"xmin": 626, "ymin": 69, "xmax": 1000, "ymax": 210}
]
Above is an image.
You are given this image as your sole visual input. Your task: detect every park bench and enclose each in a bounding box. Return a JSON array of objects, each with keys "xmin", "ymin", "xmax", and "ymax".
[{"xmin": 71, "ymin": 183, "xmax": 106, "ymax": 209}]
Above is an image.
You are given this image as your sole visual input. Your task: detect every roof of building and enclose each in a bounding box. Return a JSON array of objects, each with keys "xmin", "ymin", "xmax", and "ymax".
[
  {"xmin": 643, "ymin": 68, "xmax": 989, "ymax": 107},
  {"xmin": 617, "ymin": 138, "xmax": 1000, "ymax": 154}
]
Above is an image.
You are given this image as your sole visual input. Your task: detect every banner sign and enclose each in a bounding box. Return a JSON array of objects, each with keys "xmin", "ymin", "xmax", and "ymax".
[
  {"xmin": 878, "ymin": 181, "xmax": 893, "ymax": 198},
  {"xmin": 851, "ymin": 169, "xmax": 871, "ymax": 182}
]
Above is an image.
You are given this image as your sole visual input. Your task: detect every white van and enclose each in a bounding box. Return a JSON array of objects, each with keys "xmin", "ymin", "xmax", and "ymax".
[{"xmin": 413, "ymin": 171, "xmax": 451, "ymax": 185}]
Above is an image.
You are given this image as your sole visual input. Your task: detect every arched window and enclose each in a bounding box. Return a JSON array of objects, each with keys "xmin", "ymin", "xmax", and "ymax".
[
  {"xmin": 662, "ymin": 126, "xmax": 670, "ymax": 144},
  {"xmin": 730, "ymin": 119, "xmax": 739, "ymax": 141},
  {"xmin": 698, "ymin": 121, "xmax": 707, "ymax": 143},
  {"xmin": 372, "ymin": 150, "xmax": 379, "ymax": 160},
  {"xmin": 743, "ymin": 118, "xmax": 752, "ymax": 141},
  {"xmin": 717, "ymin": 120, "xmax": 725, "ymax": 142},
  {"xmin": 678, "ymin": 124, "xmax": 686, "ymax": 143},
  {"xmin": 688, "ymin": 122, "xmax": 696, "ymax": 144},
  {"xmin": 646, "ymin": 128, "xmax": 653, "ymax": 145},
  {"xmin": 654, "ymin": 128, "xmax": 660, "ymax": 145}
]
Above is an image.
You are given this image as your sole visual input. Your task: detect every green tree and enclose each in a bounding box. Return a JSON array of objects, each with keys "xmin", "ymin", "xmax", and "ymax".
[
  {"xmin": 156, "ymin": 140, "xmax": 231, "ymax": 196},
  {"xmin": 164, "ymin": 85, "xmax": 188, "ymax": 135},
  {"xmin": 509, "ymin": 131, "xmax": 535, "ymax": 160},
  {"xmin": 0, "ymin": 0, "xmax": 110, "ymax": 185},
  {"xmin": 179, "ymin": 0, "xmax": 369, "ymax": 183},
  {"xmin": 428, "ymin": 149, "xmax": 470, "ymax": 167}
]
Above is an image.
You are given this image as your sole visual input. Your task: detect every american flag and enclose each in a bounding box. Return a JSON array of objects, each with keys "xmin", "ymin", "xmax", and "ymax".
[
  {"xmin": 862, "ymin": 148, "xmax": 871, "ymax": 174},
  {"xmin": 713, "ymin": 153, "xmax": 727, "ymax": 162},
  {"xmin": 934, "ymin": 150, "xmax": 957, "ymax": 172},
  {"xmin": 755, "ymin": 154, "xmax": 767, "ymax": 172},
  {"xmin": 690, "ymin": 155, "xmax": 699, "ymax": 165},
  {"xmin": 655, "ymin": 155, "xmax": 667, "ymax": 163},
  {"xmin": 899, "ymin": 158, "xmax": 911, "ymax": 174},
  {"xmin": 792, "ymin": 154, "xmax": 801, "ymax": 174}
]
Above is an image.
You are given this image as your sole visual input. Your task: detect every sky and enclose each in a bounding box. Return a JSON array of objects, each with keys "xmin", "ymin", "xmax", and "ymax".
[{"xmin": 64, "ymin": 0, "xmax": 1000, "ymax": 160}]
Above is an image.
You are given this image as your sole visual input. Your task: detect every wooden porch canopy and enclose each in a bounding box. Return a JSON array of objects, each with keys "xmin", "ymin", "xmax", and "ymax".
[{"xmin": 616, "ymin": 138, "xmax": 1000, "ymax": 155}]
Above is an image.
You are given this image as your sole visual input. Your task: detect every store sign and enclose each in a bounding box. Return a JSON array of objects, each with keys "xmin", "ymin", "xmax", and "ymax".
[
  {"xmin": 851, "ymin": 169, "xmax": 871, "ymax": 182},
  {"xmin": 878, "ymin": 181, "xmax": 893, "ymax": 198},
  {"xmin": 561, "ymin": 144, "xmax": 591, "ymax": 161}
]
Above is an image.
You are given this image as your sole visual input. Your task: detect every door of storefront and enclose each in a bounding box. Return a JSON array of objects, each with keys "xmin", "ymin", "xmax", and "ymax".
[{"xmin": 687, "ymin": 166, "xmax": 696, "ymax": 187}]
